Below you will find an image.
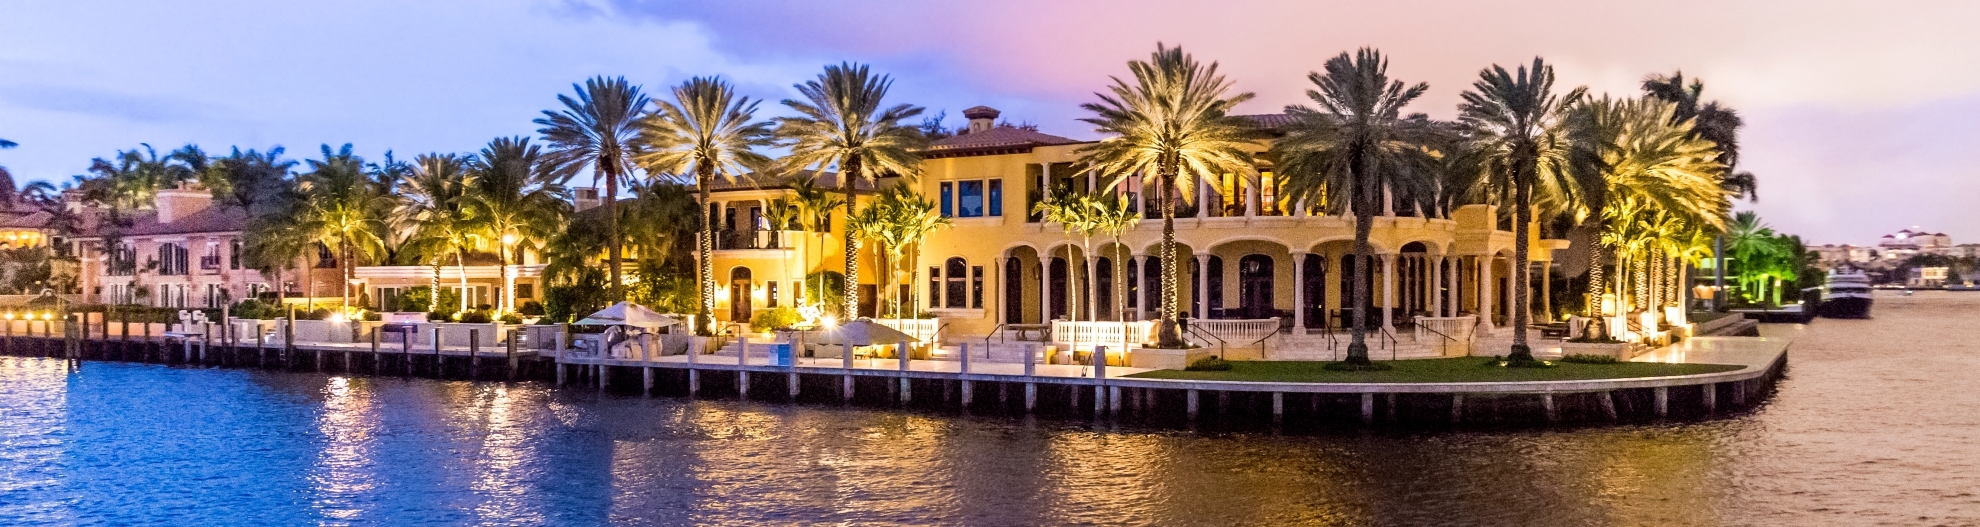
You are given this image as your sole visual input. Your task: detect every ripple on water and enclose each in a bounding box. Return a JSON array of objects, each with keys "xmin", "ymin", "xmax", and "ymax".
[{"xmin": 0, "ymin": 290, "xmax": 1976, "ymax": 525}]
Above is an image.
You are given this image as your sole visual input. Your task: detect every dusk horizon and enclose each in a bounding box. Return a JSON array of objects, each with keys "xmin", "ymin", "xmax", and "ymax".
[{"xmin": 3, "ymin": 0, "xmax": 1977, "ymax": 245}]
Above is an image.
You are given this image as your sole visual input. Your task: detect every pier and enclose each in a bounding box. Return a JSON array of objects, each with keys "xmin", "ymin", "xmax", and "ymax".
[{"xmin": 2, "ymin": 314, "xmax": 1788, "ymax": 428}]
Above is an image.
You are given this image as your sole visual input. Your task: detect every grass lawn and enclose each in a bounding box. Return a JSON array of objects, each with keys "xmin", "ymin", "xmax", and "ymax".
[{"xmin": 1125, "ymin": 357, "xmax": 1743, "ymax": 384}]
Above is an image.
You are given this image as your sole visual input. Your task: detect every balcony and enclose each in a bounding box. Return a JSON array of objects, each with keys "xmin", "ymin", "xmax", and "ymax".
[{"xmin": 714, "ymin": 229, "xmax": 796, "ymax": 251}]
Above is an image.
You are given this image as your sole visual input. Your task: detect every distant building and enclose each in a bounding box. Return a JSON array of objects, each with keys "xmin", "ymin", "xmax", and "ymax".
[
  {"xmin": 1910, "ymin": 266, "xmax": 1949, "ymax": 288},
  {"xmin": 1879, "ymin": 228, "xmax": 1952, "ymax": 260}
]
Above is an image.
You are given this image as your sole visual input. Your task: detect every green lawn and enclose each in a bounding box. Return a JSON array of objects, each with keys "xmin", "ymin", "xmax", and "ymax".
[{"xmin": 1125, "ymin": 358, "xmax": 1742, "ymax": 384}]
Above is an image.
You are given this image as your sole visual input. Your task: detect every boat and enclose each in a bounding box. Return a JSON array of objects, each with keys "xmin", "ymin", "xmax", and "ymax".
[
  {"xmin": 1820, "ymin": 269, "xmax": 1874, "ymax": 318},
  {"xmin": 1946, "ymin": 281, "xmax": 1980, "ymax": 292}
]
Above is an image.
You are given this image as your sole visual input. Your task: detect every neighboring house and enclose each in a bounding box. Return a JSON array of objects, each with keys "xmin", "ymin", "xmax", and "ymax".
[{"xmin": 1911, "ymin": 266, "xmax": 1949, "ymax": 288}]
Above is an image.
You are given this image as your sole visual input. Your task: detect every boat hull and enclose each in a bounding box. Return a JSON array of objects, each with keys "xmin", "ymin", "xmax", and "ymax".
[{"xmin": 1820, "ymin": 296, "xmax": 1873, "ymax": 319}]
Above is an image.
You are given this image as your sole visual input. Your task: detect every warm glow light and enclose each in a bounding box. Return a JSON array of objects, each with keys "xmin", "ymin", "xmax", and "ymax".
[
  {"xmin": 820, "ymin": 316, "xmax": 837, "ymax": 328},
  {"xmin": 4, "ymin": 312, "xmax": 14, "ymax": 320},
  {"xmin": 501, "ymin": 233, "xmax": 517, "ymax": 246}
]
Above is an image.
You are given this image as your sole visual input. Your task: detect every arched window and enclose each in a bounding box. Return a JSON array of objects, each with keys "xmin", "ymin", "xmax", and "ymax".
[{"xmin": 945, "ymin": 257, "xmax": 968, "ymax": 309}]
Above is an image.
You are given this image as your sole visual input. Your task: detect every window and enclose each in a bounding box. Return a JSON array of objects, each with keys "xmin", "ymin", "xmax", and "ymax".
[
  {"xmin": 987, "ymin": 180, "xmax": 1002, "ymax": 217},
  {"xmin": 201, "ymin": 243, "xmax": 222, "ymax": 270},
  {"xmin": 517, "ymin": 284, "xmax": 534, "ymax": 299},
  {"xmin": 929, "ymin": 266, "xmax": 941, "ymax": 308},
  {"xmin": 766, "ymin": 281, "xmax": 779, "ymax": 308},
  {"xmin": 229, "ymin": 239, "xmax": 242, "ymax": 270},
  {"xmin": 945, "ymin": 258, "xmax": 968, "ymax": 309},
  {"xmin": 970, "ymin": 265, "xmax": 984, "ymax": 309},
  {"xmin": 943, "ymin": 179, "xmax": 1003, "ymax": 219},
  {"xmin": 957, "ymin": 180, "xmax": 985, "ymax": 217},
  {"xmin": 377, "ymin": 287, "xmax": 404, "ymax": 311},
  {"xmin": 939, "ymin": 182, "xmax": 954, "ymax": 217},
  {"xmin": 158, "ymin": 243, "xmax": 191, "ymax": 276}
]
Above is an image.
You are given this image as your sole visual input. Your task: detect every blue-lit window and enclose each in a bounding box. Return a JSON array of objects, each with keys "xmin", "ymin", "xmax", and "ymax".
[
  {"xmin": 958, "ymin": 180, "xmax": 985, "ymax": 217},
  {"xmin": 987, "ymin": 180, "xmax": 1003, "ymax": 217},
  {"xmin": 939, "ymin": 182, "xmax": 954, "ymax": 218}
]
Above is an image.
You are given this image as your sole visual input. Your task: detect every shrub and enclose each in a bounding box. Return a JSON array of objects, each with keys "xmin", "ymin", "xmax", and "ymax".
[
  {"xmin": 397, "ymin": 286, "xmax": 459, "ymax": 314},
  {"xmin": 1185, "ymin": 357, "xmax": 1233, "ymax": 371},
  {"xmin": 362, "ymin": 311, "xmax": 382, "ymax": 322},
  {"xmin": 517, "ymin": 301, "xmax": 545, "ymax": 317},
  {"xmin": 1560, "ymin": 353, "xmax": 1621, "ymax": 364},
  {"xmin": 229, "ymin": 299, "xmax": 283, "ymax": 320},
  {"xmin": 459, "ymin": 310, "xmax": 493, "ymax": 324},
  {"xmin": 498, "ymin": 313, "xmax": 523, "ymax": 324},
  {"xmin": 427, "ymin": 311, "xmax": 451, "ymax": 322},
  {"xmin": 750, "ymin": 306, "xmax": 801, "ymax": 333},
  {"xmin": 305, "ymin": 308, "xmax": 333, "ymax": 321}
]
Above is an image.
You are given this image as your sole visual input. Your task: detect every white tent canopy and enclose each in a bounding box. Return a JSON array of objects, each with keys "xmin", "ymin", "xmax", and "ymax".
[
  {"xmin": 575, "ymin": 302, "xmax": 681, "ymax": 329},
  {"xmin": 810, "ymin": 319, "xmax": 919, "ymax": 346}
]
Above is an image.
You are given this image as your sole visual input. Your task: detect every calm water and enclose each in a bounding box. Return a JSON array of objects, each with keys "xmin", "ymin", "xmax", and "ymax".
[{"xmin": 2, "ymin": 293, "xmax": 1977, "ymax": 526}]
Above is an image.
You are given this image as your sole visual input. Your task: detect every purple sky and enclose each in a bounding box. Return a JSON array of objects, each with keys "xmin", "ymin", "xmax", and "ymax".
[{"xmin": 3, "ymin": 0, "xmax": 1976, "ymax": 245}]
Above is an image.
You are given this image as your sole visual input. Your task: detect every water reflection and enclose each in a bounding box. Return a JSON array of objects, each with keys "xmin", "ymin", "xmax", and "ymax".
[{"xmin": 4, "ymin": 290, "xmax": 1979, "ymax": 524}]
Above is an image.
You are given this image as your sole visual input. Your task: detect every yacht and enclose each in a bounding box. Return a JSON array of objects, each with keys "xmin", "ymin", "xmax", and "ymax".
[{"xmin": 1820, "ymin": 269, "xmax": 1874, "ymax": 318}]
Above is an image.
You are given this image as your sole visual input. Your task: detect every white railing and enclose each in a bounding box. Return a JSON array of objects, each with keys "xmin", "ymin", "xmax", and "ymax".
[
  {"xmin": 1051, "ymin": 320, "xmax": 1153, "ymax": 350},
  {"xmin": 1192, "ymin": 318, "xmax": 1280, "ymax": 344},
  {"xmin": 873, "ymin": 318, "xmax": 940, "ymax": 343},
  {"xmin": 1414, "ymin": 316, "xmax": 1476, "ymax": 356}
]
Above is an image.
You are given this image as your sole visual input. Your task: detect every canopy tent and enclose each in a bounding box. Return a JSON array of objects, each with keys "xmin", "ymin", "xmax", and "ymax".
[
  {"xmin": 575, "ymin": 302, "xmax": 681, "ymax": 329},
  {"xmin": 809, "ymin": 319, "xmax": 920, "ymax": 346}
]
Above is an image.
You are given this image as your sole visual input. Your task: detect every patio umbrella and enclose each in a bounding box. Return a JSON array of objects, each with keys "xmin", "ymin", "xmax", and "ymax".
[
  {"xmin": 810, "ymin": 319, "xmax": 919, "ymax": 346},
  {"xmin": 575, "ymin": 302, "xmax": 682, "ymax": 329}
]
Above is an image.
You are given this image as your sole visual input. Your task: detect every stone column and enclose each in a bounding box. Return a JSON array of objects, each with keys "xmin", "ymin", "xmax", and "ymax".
[
  {"xmin": 1292, "ymin": 252, "xmax": 1308, "ymax": 331},
  {"xmin": 1540, "ymin": 260, "xmax": 1552, "ymax": 323},
  {"xmin": 1195, "ymin": 253, "xmax": 1211, "ymax": 319},
  {"xmin": 1038, "ymin": 253, "xmax": 1052, "ymax": 323},
  {"xmin": 1430, "ymin": 255, "xmax": 1444, "ymax": 318},
  {"xmin": 1197, "ymin": 177, "xmax": 1212, "ymax": 218},
  {"xmin": 1381, "ymin": 254, "xmax": 1397, "ymax": 332},
  {"xmin": 1479, "ymin": 255, "xmax": 1495, "ymax": 330},
  {"xmin": 993, "ymin": 256, "xmax": 1008, "ymax": 325},
  {"xmin": 1244, "ymin": 177, "xmax": 1260, "ymax": 217}
]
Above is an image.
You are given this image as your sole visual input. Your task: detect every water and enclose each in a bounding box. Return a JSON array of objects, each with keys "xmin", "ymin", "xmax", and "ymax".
[{"xmin": 2, "ymin": 292, "xmax": 1977, "ymax": 526}]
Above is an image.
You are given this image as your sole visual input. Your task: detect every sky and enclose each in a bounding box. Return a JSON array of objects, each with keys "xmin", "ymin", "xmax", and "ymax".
[{"xmin": 2, "ymin": 0, "xmax": 1977, "ymax": 245}]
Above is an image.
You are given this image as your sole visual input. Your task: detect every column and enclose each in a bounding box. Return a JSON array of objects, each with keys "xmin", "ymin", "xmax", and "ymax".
[
  {"xmin": 1430, "ymin": 255, "xmax": 1443, "ymax": 318},
  {"xmin": 1540, "ymin": 261, "xmax": 1552, "ymax": 323},
  {"xmin": 1478, "ymin": 255, "xmax": 1494, "ymax": 330},
  {"xmin": 1292, "ymin": 252, "xmax": 1308, "ymax": 331},
  {"xmin": 1295, "ymin": 198, "xmax": 1309, "ymax": 217},
  {"xmin": 1382, "ymin": 187, "xmax": 1395, "ymax": 217},
  {"xmin": 1038, "ymin": 254, "xmax": 1051, "ymax": 323},
  {"xmin": 1194, "ymin": 253, "xmax": 1211, "ymax": 319},
  {"xmin": 1197, "ymin": 178, "xmax": 1211, "ymax": 218},
  {"xmin": 1244, "ymin": 177, "xmax": 1260, "ymax": 217},
  {"xmin": 1381, "ymin": 254, "xmax": 1397, "ymax": 331},
  {"xmin": 993, "ymin": 256, "xmax": 1007, "ymax": 325},
  {"xmin": 1132, "ymin": 255, "xmax": 1149, "ymax": 321}
]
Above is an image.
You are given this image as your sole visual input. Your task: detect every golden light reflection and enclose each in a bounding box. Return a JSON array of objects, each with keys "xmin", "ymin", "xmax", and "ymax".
[{"xmin": 309, "ymin": 376, "xmax": 380, "ymax": 521}]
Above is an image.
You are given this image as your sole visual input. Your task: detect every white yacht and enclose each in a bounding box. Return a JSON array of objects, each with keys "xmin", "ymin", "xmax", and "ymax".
[{"xmin": 1820, "ymin": 268, "xmax": 1874, "ymax": 318}]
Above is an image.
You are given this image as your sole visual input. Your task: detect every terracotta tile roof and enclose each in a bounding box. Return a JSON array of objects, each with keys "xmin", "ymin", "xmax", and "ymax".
[
  {"xmin": 924, "ymin": 127, "xmax": 1083, "ymax": 158},
  {"xmin": 75, "ymin": 206, "xmax": 249, "ymax": 238},
  {"xmin": 1235, "ymin": 113, "xmax": 1298, "ymax": 130},
  {"xmin": 0, "ymin": 209, "xmax": 50, "ymax": 230},
  {"xmin": 706, "ymin": 170, "xmax": 872, "ymax": 192}
]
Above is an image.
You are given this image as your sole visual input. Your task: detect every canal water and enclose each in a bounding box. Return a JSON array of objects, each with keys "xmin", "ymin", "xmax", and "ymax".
[{"xmin": 2, "ymin": 292, "xmax": 1975, "ymax": 526}]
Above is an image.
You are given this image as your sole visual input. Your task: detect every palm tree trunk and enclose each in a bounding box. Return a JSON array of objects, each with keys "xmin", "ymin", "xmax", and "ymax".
[
  {"xmin": 1509, "ymin": 171, "xmax": 1534, "ymax": 362},
  {"xmin": 1083, "ymin": 233, "xmax": 1095, "ymax": 322},
  {"xmin": 1347, "ymin": 206, "xmax": 1374, "ymax": 364},
  {"xmin": 697, "ymin": 171, "xmax": 714, "ymax": 336},
  {"xmin": 456, "ymin": 248, "xmax": 470, "ymax": 316},
  {"xmin": 842, "ymin": 159, "xmax": 861, "ymax": 320},
  {"xmin": 430, "ymin": 260, "xmax": 441, "ymax": 313},
  {"xmin": 1155, "ymin": 172, "xmax": 1183, "ymax": 348},
  {"xmin": 340, "ymin": 240, "xmax": 353, "ymax": 311},
  {"xmin": 603, "ymin": 165, "xmax": 624, "ymax": 303}
]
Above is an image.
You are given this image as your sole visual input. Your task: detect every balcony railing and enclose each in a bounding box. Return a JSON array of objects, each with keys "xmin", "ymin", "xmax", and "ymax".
[{"xmin": 714, "ymin": 229, "xmax": 793, "ymax": 250}]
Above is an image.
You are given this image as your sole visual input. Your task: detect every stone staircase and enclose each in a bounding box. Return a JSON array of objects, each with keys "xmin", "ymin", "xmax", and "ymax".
[{"xmin": 1263, "ymin": 330, "xmax": 1453, "ymax": 361}]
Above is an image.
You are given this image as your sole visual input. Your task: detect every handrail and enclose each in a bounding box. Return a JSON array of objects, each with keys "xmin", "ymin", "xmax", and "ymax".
[
  {"xmin": 1379, "ymin": 326, "xmax": 1399, "ymax": 361},
  {"xmin": 1417, "ymin": 321, "xmax": 1458, "ymax": 357},
  {"xmin": 1245, "ymin": 330, "xmax": 1276, "ymax": 359},
  {"xmin": 1185, "ymin": 323, "xmax": 1227, "ymax": 359}
]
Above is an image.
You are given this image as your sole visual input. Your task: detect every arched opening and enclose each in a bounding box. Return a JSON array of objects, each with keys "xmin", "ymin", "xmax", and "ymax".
[
  {"xmin": 1049, "ymin": 257, "xmax": 1068, "ymax": 321},
  {"xmin": 1303, "ymin": 254, "xmax": 1327, "ymax": 329},
  {"xmin": 729, "ymin": 267, "xmax": 753, "ymax": 322},
  {"xmin": 1004, "ymin": 256, "xmax": 1024, "ymax": 322},
  {"xmin": 1401, "ymin": 242, "xmax": 1429, "ymax": 321},
  {"xmin": 1238, "ymin": 254, "xmax": 1274, "ymax": 319},
  {"xmin": 1096, "ymin": 257, "xmax": 1115, "ymax": 320}
]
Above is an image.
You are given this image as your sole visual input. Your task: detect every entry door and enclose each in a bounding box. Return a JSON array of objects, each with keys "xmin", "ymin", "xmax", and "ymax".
[
  {"xmin": 730, "ymin": 280, "xmax": 752, "ymax": 323},
  {"xmin": 1239, "ymin": 255, "xmax": 1273, "ymax": 319}
]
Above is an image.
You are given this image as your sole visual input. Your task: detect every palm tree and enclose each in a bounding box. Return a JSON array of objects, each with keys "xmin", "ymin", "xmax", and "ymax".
[
  {"xmin": 847, "ymin": 186, "xmax": 949, "ymax": 318},
  {"xmin": 0, "ymin": 138, "xmax": 17, "ymax": 208},
  {"xmin": 397, "ymin": 153, "xmax": 478, "ymax": 315},
  {"xmin": 80, "ymin": 144, "xmax": 177, "ymax": 218},
  {"xmin": 635, "ymin": 76, "xmax": 775, "ymax": 334},
  {"xmin": 1457, "ymin": 57, "xmax": 1587, "ymax": 363},
  {"xmin": 241, "ymin": 189, "xmax": 317, "ymax": 307},
  {"xmin": 298, "ymin": 144, "xmax": 392, "ymax": 311},
  {"xmin": 1568, "ymin": 96, "xmax": 1728, "ymax": 322},
  {"xmin": 1271, "ymin": 48, "xmax": 1437, "ymax": 366},
  {"xmin": 791, "ymin": 177, "xmax": 843, "ymax": 310},
  {"xmin": 468, "ymin": 137, "xmax": 568, "ymax": 314},
  {"xmin": 1077, "ymin": 44, "xmax": 1259, "ymax": 349},
  {"xmin": 536, "ymin": 76, "xmax": 648, "ymax": 302},
  {"xmin": 203, "ymin": 147, "xmax": 296, "ymax": 215},
  {"xmin": 1087, "ymin": 193, "xmax": 1141, "ymax": 327},
  {"xmin": 776, "ymin": 63, "xmax": 927, "ymax": 320},
  {"xmin": 763, "ymin": 197, "xmax": 802, "ymax": 305},
  {"xmin": 1642, "ymin": 72, "xmax": 1754, "ymax": 202},
  {"xmin": 1725, "ymin": 211, "xmax": 1780, "ymax": 304},
  {"xmin": 1032, "ymin": 187, "xmax": 1090, "ymax": 321}
]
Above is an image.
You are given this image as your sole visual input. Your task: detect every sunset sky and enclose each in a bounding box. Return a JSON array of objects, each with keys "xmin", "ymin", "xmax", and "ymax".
[{"xmin": 2, "ymin": 0, "xmax": 1976, "ymax": 245}]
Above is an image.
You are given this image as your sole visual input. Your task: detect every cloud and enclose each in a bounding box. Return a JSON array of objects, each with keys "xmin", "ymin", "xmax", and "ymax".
[{"xmin": 0, "ymin": 83, "xmax": 222, "ymax": 123}]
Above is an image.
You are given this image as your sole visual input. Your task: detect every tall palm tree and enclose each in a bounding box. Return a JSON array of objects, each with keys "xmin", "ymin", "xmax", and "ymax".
[
  {"xmin": 397, "ymin": 153, "xmax": 478, "ymax": 314},
  {"xmin": 1458, "ymin": 58, "xmax": 1586, "ymax": 363},
  {"xmin": 468, "ymin": 137, "xmax": 568, "ymax": 314},
  {"xmin": 241, "ymin": 187, "xmax": 316, "ymax": 307},
  {"xmin": 1077, "ymin": 44, "xmax": 1259, "ymax": 349},
  {"xmin": 1725, "ymin": 211, "xmax": 1780, "ymax": 304},
  {"xmin": 776, "ymin": 63, "xmax": 927, "ymax": 320},
  {"xmin": 0, "ymin": 138, "xmax": 18, "ymax": 208},
  {"xmin": 1033, "ymin": 187, "xmax": 1091, "ymax": 321},
  {"xmin": 1271, "ymin": 48, "xmax": 1437, "ymax": 366},
  {"xmin": 536, "ymin": 76, "xmax": 648, "ymax": 302},
  {"xmin": 635, "ymin": 76, "xmax": 775, "ymax": 334},
  {"xmin": 298, "ymin": 144, "xmax": 392, "ymax": 311},
  {"xmin": 763, "ymin": 197, "xmax": 802, "ymax": 306}
]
